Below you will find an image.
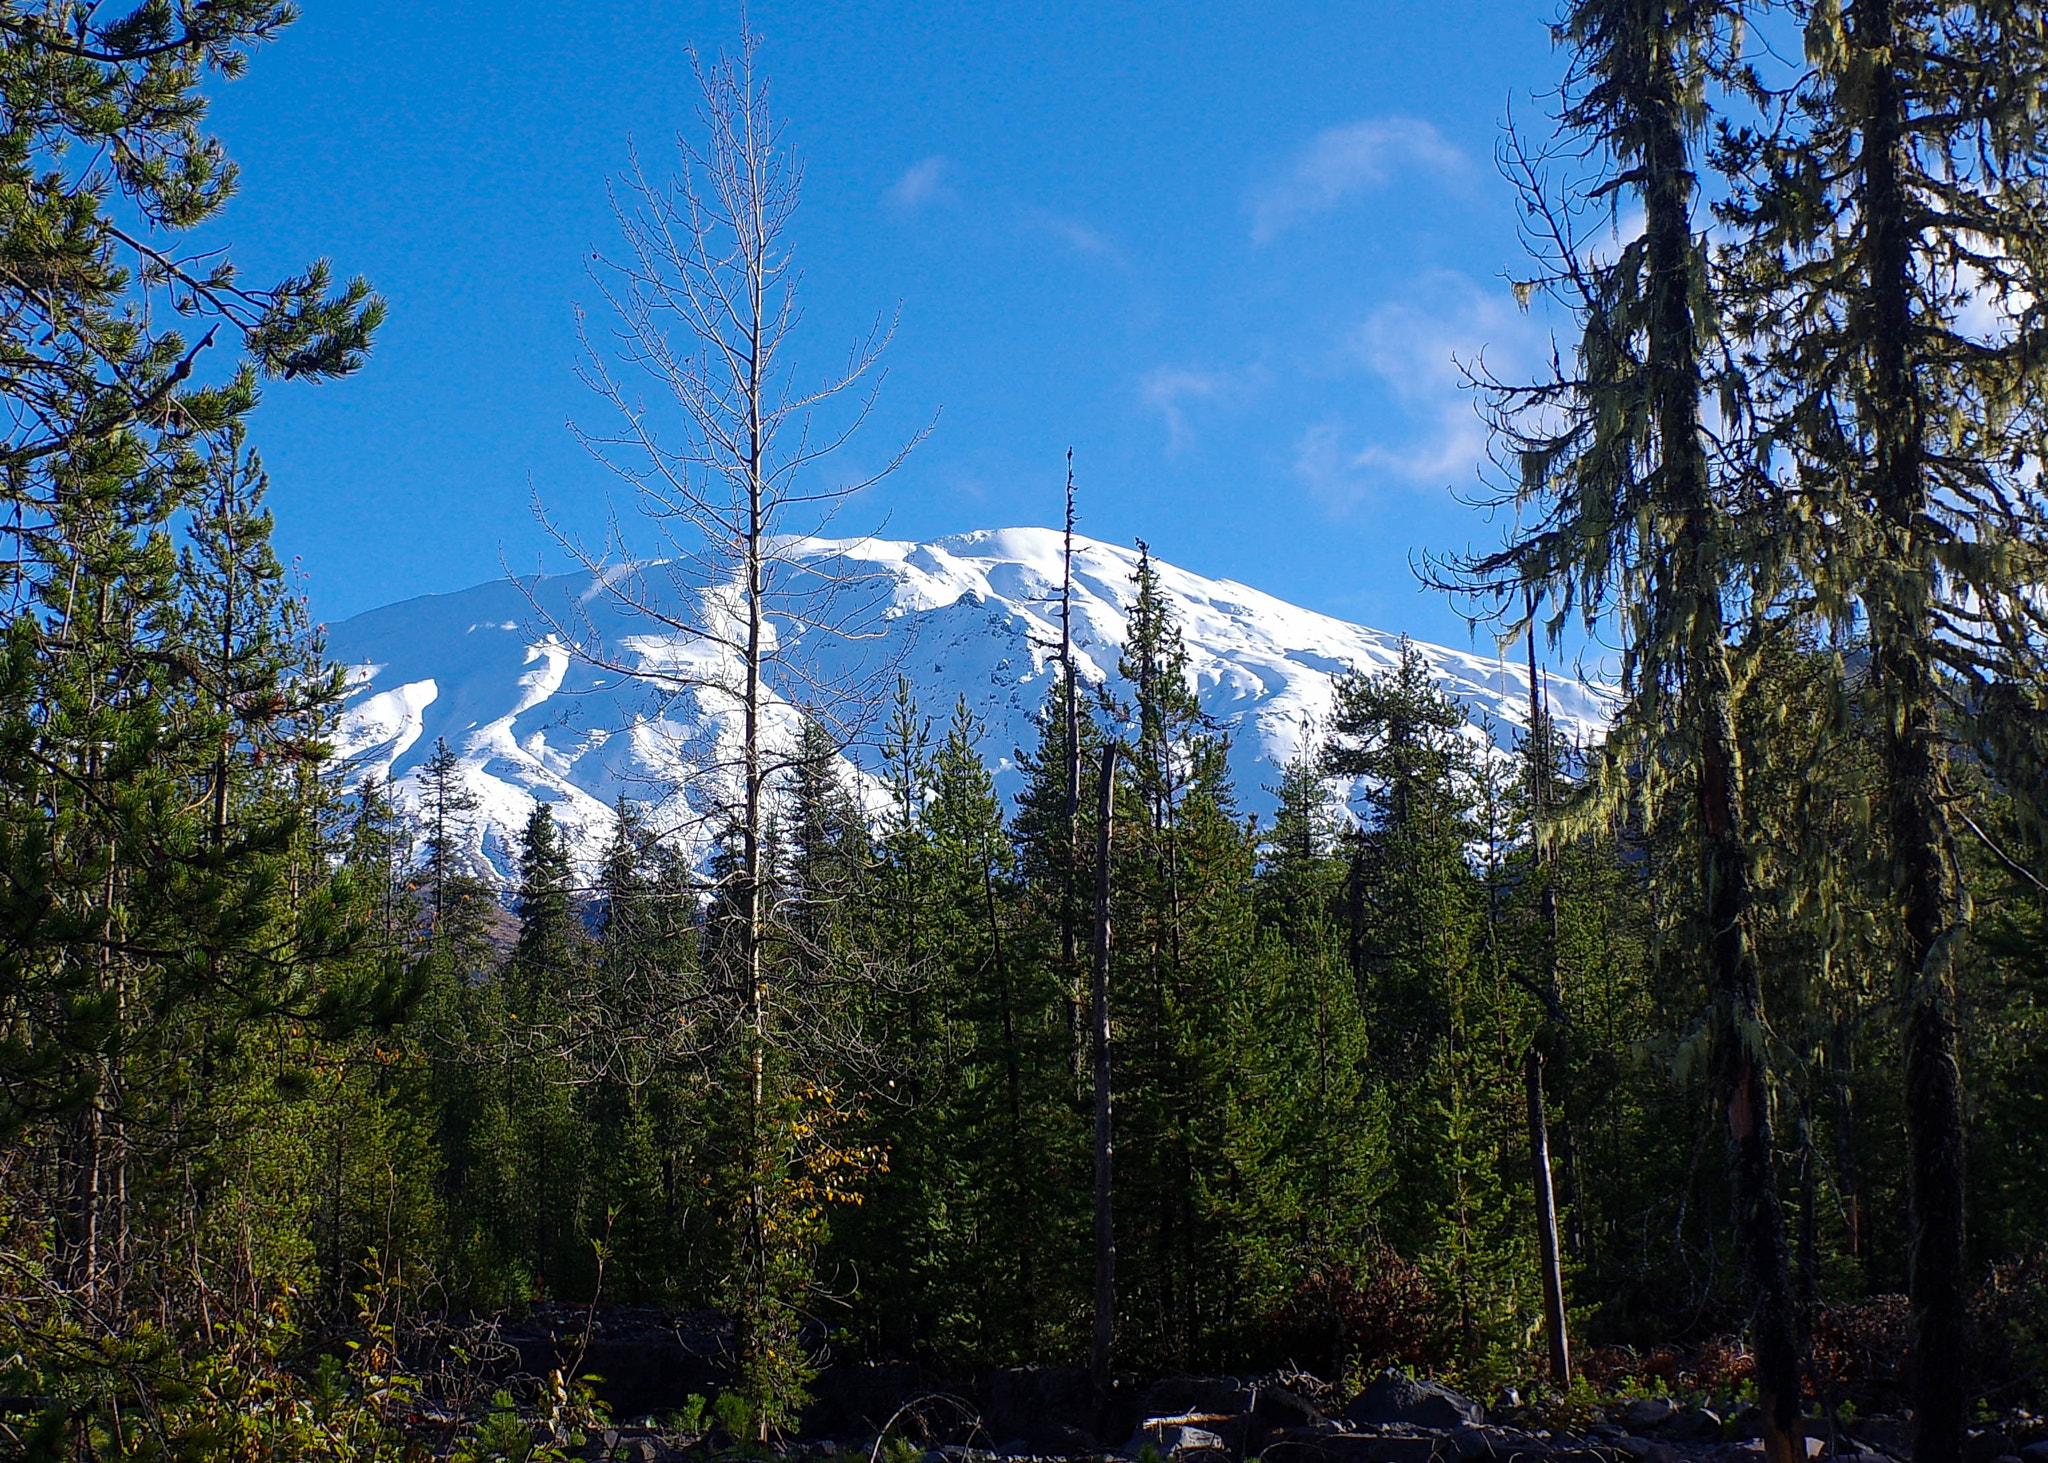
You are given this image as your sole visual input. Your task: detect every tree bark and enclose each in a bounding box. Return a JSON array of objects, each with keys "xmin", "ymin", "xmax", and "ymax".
[
  {"xmin": 1527, "ymin": 1050, "xmax": 1572, "ymax": 1385},
  {"xmin": 740, "ymin": 177, "xmax": 772, "ymax": 1436},
  {"xmin": 1635, "ymin": 16, "xmax": 1803, "ymax": 1454},
  {"xmin": 1528, "ymin": 624, "xmax": 1587, "ymax": 1263},
  {"xmin": 1062, "ymin": 456, "xmax": 1084, "ymax": 1072},
  {"xmin": 1833, "ymin": 1023, "xmax": 1862, "ymax": 1264},
  {"xmin": 1848, "ymin": 4, "xmax": 1970, "ymax": 1455},
  {"xmin": 1089, "ymin": 743, "xmax": 1120, "ymax": 1425}
]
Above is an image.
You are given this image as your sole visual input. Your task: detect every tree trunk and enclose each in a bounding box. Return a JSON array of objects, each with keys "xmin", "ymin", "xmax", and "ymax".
[
  {"xmin": 1798, "ymin": 1101, "xmax": 1818, "ymax": 1303},
  {"xmin": 1527, "ymin": 1050, "xmax": 1572, "ymax": 1385},
  {"xmin": 1849, "ymin": 3, "xmax": 1970, "ymax": 1455},
  {"xmin": 1636, "ymin": 20, "xmax": 1803, "ymax": 1454},
  {"xmin": 741, "ymin": 234, "xmax": 772, "ymax": 1437},
  {"xmin": 1527, "ymin": 625, "xmax": 1587, "ymax": 1263},
  {"xmin": 61, "ymin": 1104, "xmax": 102, "ymax": 1295},
  {"xmin": 1062, "ymin": 456, "xmax": 1084, "ymax": 1076},
  {"xmin": 1833, "ymin": 1023, "xmax": 1862, "ymax": 1263},
  {"xmin": 1089, "ymin": 743, "xmax": 1119, "ymax": 1425}
]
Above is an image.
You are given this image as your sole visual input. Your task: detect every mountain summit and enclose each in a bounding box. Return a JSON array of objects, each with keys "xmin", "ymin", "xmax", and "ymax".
[{"xmin": 328, "ymin": 527, "xmax": 1608, "ymax": 877}]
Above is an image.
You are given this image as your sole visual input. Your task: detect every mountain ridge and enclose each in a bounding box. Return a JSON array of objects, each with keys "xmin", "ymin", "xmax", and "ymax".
[{"xmin": 327, "ymin": 527, "xmax": 1610, "ymax": 878}]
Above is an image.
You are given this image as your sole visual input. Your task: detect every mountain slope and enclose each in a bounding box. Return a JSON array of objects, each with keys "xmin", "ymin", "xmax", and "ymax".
[{"xmin": 328, "ymin": 527, "xmax": 1609, "ymax": 877}]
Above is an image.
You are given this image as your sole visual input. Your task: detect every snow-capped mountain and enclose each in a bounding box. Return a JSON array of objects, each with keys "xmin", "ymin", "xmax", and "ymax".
[{"xmin": 327, "ymin": 528, "xmax": 1609, "ymax": 878}]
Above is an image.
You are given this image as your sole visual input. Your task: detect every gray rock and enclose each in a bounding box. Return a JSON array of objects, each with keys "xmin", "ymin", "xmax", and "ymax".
[
  {"xmin": 1622, "ymin": 1400, "xmax": 1675, "ymax": 1432},
  {"xmin": 1969, "ymin": 1438, "xmax": 2018, "ymax": 1463},
  {"xmin": 1345, "ymin": 1372, "xmax": 1484, "ymax": 1431},
  {"xmin": 1458, "ymin": 1425, "xmax": 1555, "ymax": 1463},
  {"xmin": 2021, "ymin": 1444, "xmax": 2048, "ymax": 1463},
  {"xmin": 1451, "ymin": 1427, "xmax": 1523, "ymax": 1461},
  {"xmin": 1668, "ymin": 1409, "xmax": 1721, "ymax": 1443},
  {"xmin": 1255, "ymin": 1386, "xmax": 1332, "ymax": 1430},
  {"xmin": 1357, "ymin": 1439, "xmax": 1447, "ymax": 1463}
]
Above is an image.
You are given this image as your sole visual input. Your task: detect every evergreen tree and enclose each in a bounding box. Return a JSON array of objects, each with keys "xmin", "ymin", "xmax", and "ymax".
[
  {"xmin": 1228, "ymin": 753, "xmax": 1390, "ymax": 1373},
  {"xmin": 1321, "ymin": 644, "xmax": 1478, "ymax": 1090},
  {"xmin": 0, "ymin": 3, "xmax": 380, "ymax": 502},
  {"xmin": 1721, "ymin": 3, "xmax": 2048, "ymax": 1447},
  {"xmin": 0, "ymin": 406, "xmax": 375, "ymax": 1310},
  {"xmin": 406, "ymin": 743, "xmax": 517, "ymax": 1297},
  {"xmin": 1453, "ymin": 0, "xmax": 1804, "ymax": 1429},
  {"xmin": 1110, "ymin": 545, "xmax": 1254, "ymax": 1368},
  {"xmin": 0, "ymin": 25, "xmax": 386, "ymax": 1311},
  {"xmin": 782, "ymin": 717, "xmax": 869, "ymax": 982},
  {"xmin": 1320, "ymin": 647, "xmax": 1521, "ymax": 1365},
  {"xmin": 504, "ymin": 801, "xmax": 594, "ymax": 1295},
  {"xmin": 1012, "ymin": 661, "xmax": 1107, "ymax": 1079},
  {"xmin": 415, "ymin": 737, "xmax": 494, "ymax": 972},
  {"xmin": 583, "ymin": 796, "xmax": 709, "ymax": 1303}
]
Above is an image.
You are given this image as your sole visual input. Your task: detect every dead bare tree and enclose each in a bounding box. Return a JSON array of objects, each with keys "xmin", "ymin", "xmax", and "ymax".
[{"xmin": 526, "ymin": 26, "xmax": 925, "ymax": 1429}]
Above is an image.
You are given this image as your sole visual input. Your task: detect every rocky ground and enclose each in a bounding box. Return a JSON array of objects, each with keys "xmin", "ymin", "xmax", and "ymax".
[{"xmin": 462, "ymin": 1314, "xmax": 2048, "ymax": 1463}]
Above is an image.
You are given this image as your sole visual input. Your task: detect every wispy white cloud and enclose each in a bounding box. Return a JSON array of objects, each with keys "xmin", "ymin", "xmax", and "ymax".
[
  {"xmin": 1022, "ymin": 205, "xmax": 1123, "ymax": 264},
  {"xmin": 1252, "ymin": 118, "xmax": 1468, "ymax": 244},
  {"xmin": 1141, "ymin": 367, "xmax": 1234, "ymax": 449},
  {"xmin": 886, "ymin": 155, "xmax": 957, "ymax": 212},
  {"xmin": 1294, "ymin": 272, "xmax": 1535, "ymax": 510},
  {"xmin": 885, "ymin": 160, "xmax": 1119, "ymax": 265}
]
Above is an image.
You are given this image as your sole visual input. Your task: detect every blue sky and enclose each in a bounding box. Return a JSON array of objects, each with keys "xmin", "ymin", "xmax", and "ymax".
[{"xmin": 203, "ymin": 0, "xmax": 1573, "ymax": 651}]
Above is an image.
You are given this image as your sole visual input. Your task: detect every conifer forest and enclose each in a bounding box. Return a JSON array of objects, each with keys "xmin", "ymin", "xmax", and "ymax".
[{"xmin": 2, "ymin": 4, "xmax": 2047, "ymax": 1463}]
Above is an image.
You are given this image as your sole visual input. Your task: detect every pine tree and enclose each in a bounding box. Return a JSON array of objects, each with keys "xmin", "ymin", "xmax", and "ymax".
[
  {"xmin": 1257, "ymin": 751, "xmax": 1347, "ymax": 939},
  {"xmin": 407, "ymin": 743, "xmax": 519, "ymax": 1297},
  {"xmin": 1110, "ymin": 545, "xmax": 1253, "ymax": 1368},
  {"xmin": 583, "ymin": 797, "xmax": 708, "ymax": 1302},
  {"xmin": 415, "ymin": 737, "xmax": 493, "ymax": 973},
  {"xmin": 0, "ymin": 4, "xmax": 381, "ymax": 499},
  {"xmin": 1012, "ymin": 661, "xmax": 1107, "ymax": 1079},
  {"xmin": 1720, "ymin": 4, "xmax": 2048, "ymax": 1447},
  {"xmin": 1320, "ymin": 647, "xmax": 1513, "ymax": 1363},
  {"xmin": 504, "ymin": 801, "xmax": 594, "ymax": 1295},
  {"xmin": 1229, "ymin": 753, "xmax": 1390, "ymax": 1370},
  {"xmin": 1321, "ymin": 644, "xmax": 1477, "ymax": 1093},
  {"xmin": 1450, "ymin": 0, "xmax": 1805, "ymax": 1432},
  {"xmin": 0, "ymin": 402, "xmax": 380, "ymax": 1324},
  {"xmin": 782, "ymin": 717, "xmax": 869, "ymax": 983}
]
